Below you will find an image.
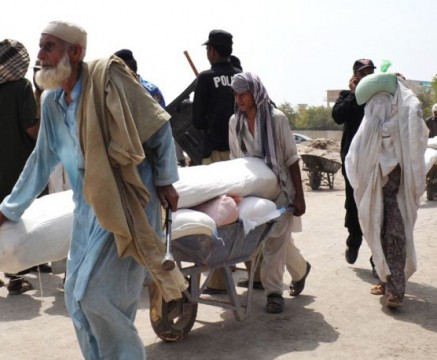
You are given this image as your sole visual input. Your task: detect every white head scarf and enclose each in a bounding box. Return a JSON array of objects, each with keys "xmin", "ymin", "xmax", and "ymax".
[{"xmin": 231, "ymin": 72, "xmax": 292, "ymax": 203}]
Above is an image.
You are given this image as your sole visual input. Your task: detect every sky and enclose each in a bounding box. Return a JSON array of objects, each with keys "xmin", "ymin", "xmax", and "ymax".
[{"xmin": 1, "ymin": 0, "xmax": 436, "ymax": 107}]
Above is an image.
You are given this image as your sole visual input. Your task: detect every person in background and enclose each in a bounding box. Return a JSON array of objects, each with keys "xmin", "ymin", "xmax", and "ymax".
[
  {"xmin": 345, "ymin": 76, "xmax": 428, "ymax": 308},
  {"xmin": 32, "ymin": 60, "xmax": 44, "ymax": 122},
  {"xmin": 425, "ymin": 103, "xmax": 437, "ymax": 138},
  {"xmin": 192, "ymin": 30, "xmax": 242, "ymax": 293},
  {"xmin": 114, "ymin": 48, "xmax": 186, "ymax": 167},
  {"xmin": 229, "ymin": 72, "xmax": 311, "ymax": 313},
  {"xmin": 0, "ymin": 21, "xmax": 186, "ymax": 359},
  {"xmin": 332, "ymin": 59, "xmax": 376, "ymax": 266},
  {"xmin": 230, "ymin": 55, "xmax": 243, "ymax": 71},
  {"xmin": 0, "ymin": 39, "xmax": 39, "ymax": 294},
  {"xmin": 114, "ymin": 48, "xmax": 165, "ymax": 108},
  {"xmin": 192, "ymin": 29, "xmax": 241, "ymax": 165}
]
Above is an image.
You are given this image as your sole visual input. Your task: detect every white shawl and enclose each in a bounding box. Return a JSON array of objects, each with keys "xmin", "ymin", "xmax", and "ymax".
[{"xmin": 345, "ymin": 79, "xmax": 428, "ymax": 281}]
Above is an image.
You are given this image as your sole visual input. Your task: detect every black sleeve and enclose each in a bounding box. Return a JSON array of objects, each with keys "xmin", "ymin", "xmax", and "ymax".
[
  {"xmin": 331, "ymin": 90, "xmax": 361, "ymax": 125},
  {"xmin": 192, "ymin": 73, "xmax": 209, "ymax": 130}
]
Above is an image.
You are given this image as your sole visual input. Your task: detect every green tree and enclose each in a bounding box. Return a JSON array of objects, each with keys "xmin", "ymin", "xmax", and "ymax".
[
  {"xmin": 424, "ymin": 74, "xmax": 437, "ymax": 117},
  {"xmin": 294, "ymin": 105, "xmax": 341, "ymax": 130},
  {"xmin": 417, "ymin": 89, "xmax": 434, "ymax": 119},
  {"xmin": 431, "ymin": 74, "xmax": 437, "ymax": 100},
  {"xmin": 277, "ymin": 102, "xmax": 297, "ymax": 128}
]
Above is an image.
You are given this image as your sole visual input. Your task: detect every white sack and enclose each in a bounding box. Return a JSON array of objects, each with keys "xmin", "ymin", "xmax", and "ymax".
[
  {"xmin": 424, "ymin": 148, "xmax": 437, "ymax": 174},
  {"xmin": 238, "ymin": 196, "xmax": 281, "ymax": 234},
  {"xmin": 428, "ymin": 136, "xmax": 437, "ymax": 150},
  {"xmin": 171, "ymin": 209, "xmax": 217, "ymax": 240},
  {"xmin": 0, "ymin": 190, "xmax": 74, "ymax": 273},
  {"xmin": 175, "ymin": 157, "xmax": 280, "ymax": 208}
]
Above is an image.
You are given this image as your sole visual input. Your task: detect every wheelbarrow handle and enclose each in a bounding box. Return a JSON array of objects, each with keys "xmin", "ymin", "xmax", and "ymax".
[
  {"xmin": 278, "ymin": 206, "xmax": 295, "ymax": 214},
  {"xmin": 161, "ymin": 207, "xmax": 176, "ymax": 271}
]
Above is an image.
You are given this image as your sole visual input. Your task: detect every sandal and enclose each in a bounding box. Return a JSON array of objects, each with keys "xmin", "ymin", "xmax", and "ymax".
[
  {"xmin": 289, "ymin": 262, "xmax": 311, "ymax": 296},
  {"xmin": 203, "ymin": 287, "xmax": 227, "ymax": 295},
  {"xmin": 266, "ymin": 293, "xmax": 284, "ymax": 313},
  {"xmin": 7, "ymin": 278, "xmax": 33, "ymax": 295},
  {"xmin": 237, "ymin": 279, "xmax": 264, "ymax": 290},
  {"xmin": 0, "ymin": 279, "xmax": 4, "ymax": 288},
  {"xmin": 4, "ymin": 268, "xmax": 32, "ymax": 278},
  {"xmin": 386, "ymin": 295, "xmax": 402, "ymax": 309},
  {"xmin": 370, "ymin": 283, "xmax": 385, "ymax": 295}
]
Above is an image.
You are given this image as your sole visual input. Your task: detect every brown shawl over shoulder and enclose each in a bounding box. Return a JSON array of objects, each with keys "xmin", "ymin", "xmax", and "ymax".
[{"xmin": 77, "ymin": 56, "xmax": 186, "ymax": 302}]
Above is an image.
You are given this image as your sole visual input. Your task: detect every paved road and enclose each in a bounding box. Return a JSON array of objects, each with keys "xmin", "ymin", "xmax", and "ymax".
[{"xmin": 1, "ymin": 186, "xmax": 437, "ymax": 360}]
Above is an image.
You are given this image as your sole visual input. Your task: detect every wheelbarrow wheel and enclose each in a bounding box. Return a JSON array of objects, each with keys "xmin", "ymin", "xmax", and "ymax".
[
  {"xmin": 150, "ymin": 293, "xmax": 198, "ymax": 342},
  {"xmin": 309, "ymin": 172, "xmax": 322, "ymax": 190}
]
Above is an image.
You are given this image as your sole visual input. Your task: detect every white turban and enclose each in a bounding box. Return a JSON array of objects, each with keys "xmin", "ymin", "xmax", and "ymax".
[
  {"xmin": 432, "ymin": 103, "xmax": 437, "ymax": 113},
  {"xmin": 42, "ymin": 21, "xmax": 87, "ymax": 55}
]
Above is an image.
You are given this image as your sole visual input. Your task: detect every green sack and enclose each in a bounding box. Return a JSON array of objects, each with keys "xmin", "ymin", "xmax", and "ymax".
[{"xmin": 355, "ymin": 73, "xmax": 397, "ymax": 105}]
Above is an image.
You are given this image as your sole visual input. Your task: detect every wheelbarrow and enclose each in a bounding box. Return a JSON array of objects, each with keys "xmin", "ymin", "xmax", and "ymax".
[
  {"xmin": 148, "ymin": 216, "xmax": 276, "ymax": 342},
  {"xmin": 301, "ymin": 154, "xmax": 342, "ymax": 190}
]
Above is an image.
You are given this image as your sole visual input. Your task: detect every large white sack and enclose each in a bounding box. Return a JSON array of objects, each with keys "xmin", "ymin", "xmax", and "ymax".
[
  {"xmin": 0, "ymin": 190, "xmax": 74, "ymax": 273},
  {"xmin": 175, "ymin": 157, "xmax": 280, "ymax": 208},
  {"xmin": 171, "ymin": 209, "xmax": 217, "ymax": 240},
  {"xmin": 428, "ymin": 136, "xmax": 437, "ymax": 150},
  {"xmin": 425, "ymin": 148, "xmax": 437, "ymax": 174},
  {"xmin": 238, "ymin": 196, "xmax": 281, "ymax": 234}
]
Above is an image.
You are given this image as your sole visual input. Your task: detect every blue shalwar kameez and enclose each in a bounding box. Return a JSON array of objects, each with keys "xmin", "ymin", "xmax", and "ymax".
[{"xmin": 0, "ymin": 75, "xmax": 178, "ymax": 359}]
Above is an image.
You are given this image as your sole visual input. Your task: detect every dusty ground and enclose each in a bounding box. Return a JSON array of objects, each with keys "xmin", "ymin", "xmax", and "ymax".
[{"xmin": 1, "ymin": 168, "xmax": 437, "ymax": 360}]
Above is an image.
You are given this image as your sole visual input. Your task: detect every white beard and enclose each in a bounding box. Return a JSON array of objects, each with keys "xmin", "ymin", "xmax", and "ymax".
[{"xmin": 35, "ymin": 54, "xmax": 72, "ymax": 90}]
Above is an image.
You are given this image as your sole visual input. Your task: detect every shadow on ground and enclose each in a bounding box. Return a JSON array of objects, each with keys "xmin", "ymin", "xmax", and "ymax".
[
  {"xmin": 0, "ymin": 273, "xmax": 69, "ymax": 321},
  {"xmin": 145, "ymin": 294, "xmax": 339, "ymax": 360},
  {"xmin": 353, "ymin": 267, "xmax": 437, "ymax": 333}
]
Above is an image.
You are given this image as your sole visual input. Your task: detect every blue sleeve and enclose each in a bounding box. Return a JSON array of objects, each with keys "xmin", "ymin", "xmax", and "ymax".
[
  {"xmin": 0, "ymin": 113, "xmax": 60, "ymax": 221},
  {"xmin": 140, "ymin": 78, "xmax": 166, "ymax": 108},
  {"xmin": 143, "ymin": 122, "xmax": 179, "ymax": 186},
  {"xmin": 155, "ymin": 88, "xmax": 166, "ymax": 108}
]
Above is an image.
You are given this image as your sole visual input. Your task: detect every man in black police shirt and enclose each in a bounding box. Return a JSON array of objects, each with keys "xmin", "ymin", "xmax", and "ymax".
[
  {"xmin": 192, "ymin": 30, "xmax": 241, "ymax": 294},
  {"xmin": 193, "ymin": 30, "xmax": 241, "ymax": 165},
  {"xmin": 332, "ymin": 59, "xmax": 376, "ymax": 267}
]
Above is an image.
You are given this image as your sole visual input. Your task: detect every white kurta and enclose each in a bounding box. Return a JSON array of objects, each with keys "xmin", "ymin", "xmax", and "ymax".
[{"xmin": 228, "ymin": 108, "xmax": 308, "ymax": 294}]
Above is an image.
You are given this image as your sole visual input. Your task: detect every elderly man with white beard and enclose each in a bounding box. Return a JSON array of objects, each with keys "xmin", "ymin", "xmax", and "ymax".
[{"xmin": 0, "ymin": 21, "xmax": 187, "ymax": 359}]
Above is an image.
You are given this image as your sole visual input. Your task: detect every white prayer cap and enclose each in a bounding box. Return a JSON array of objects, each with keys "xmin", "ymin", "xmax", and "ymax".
[
  {"xmin": 42, "ymin": 21, "xmax": 87, "ymax": 50},
  {"xmin": 432, "ymin": 103, "xmax": 437, "ymax": 112}
]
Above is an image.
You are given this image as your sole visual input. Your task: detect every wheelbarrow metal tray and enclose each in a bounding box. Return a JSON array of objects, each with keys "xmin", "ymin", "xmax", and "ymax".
[
  {"xmin": 301, "ymin": 154, "xmax": 341, "ymax": 190},
  {"xmin": 301, "ymin": 154, "xmax": 341, "ymax": 173},
  {"xmin": 172, "ymin": 221, "xmax": 272, "ymax": 269}
]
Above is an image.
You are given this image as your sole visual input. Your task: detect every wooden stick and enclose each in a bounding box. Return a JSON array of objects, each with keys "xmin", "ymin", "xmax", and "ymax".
[{"xmin": 183, "ymin": 50, "xmax": 199, "ymax": 76}]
